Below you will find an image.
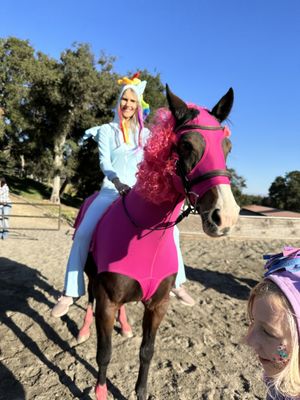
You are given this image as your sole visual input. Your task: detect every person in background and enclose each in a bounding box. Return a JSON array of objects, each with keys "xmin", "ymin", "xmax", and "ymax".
[
  {"xmin": 0, "ymin": 177, "xmax": 11, "ymax": 240},
  {"xmin": 245, "ymin": 246, "xmax": 300, "ymax": 399}
]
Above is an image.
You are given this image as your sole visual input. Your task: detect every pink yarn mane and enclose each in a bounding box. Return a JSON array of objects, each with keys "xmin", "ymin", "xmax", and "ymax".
[{"xmin": 136, "ymin": 108, "xmax": 178, "ymax": 205}]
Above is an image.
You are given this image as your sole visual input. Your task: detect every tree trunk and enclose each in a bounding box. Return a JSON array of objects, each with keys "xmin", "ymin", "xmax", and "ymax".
[
  {"xmin": 20, "ymin": 154, "xmax": 25, "ymax": 177},
  {"xmin": 59, "ymin": 177, "xmax": 69, "ymax": 196},
  {"xmin": 50, "ymin": 135, "xmax": 66, "ymax": 203}
]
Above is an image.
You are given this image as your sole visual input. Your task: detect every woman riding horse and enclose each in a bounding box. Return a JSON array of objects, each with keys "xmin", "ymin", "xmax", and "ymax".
[{"xmin": 52, "ymin": 74, "xmax": 194, "ymax": 320}]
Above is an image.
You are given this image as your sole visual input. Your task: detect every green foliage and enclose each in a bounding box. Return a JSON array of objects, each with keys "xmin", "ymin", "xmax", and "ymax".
[
  {"xmin": 139, "ymin": 70, "xmax": 167, "ymax": 116},
  {"xmin": 5, "ymin": 174, "xmax": 52, "ymax": 199},
  {"xmin": 72, "ymin": 138, "xmax": 103, "ymax": 199},
  {"xmin": 227, "ymin": 168, "xmax": 246, "ymax": 206},
  {"xmin": 21, "ymin": 43, "xmax": 120, "ymax": 201},
  {"xmin": 225, "ymin": 168, "xmax": 266, "ymax": 207},
  {"xmin": 0, "ymin": 37, "xmax": 36, "ymax": 173},
  {"xmin": 268, "ymin": 170, "xmax": 300, "ymax": 212},
  {"xmin": 241, "ymin": 194, "xmax": 264, "ymax": 206},
  {"xmin": 0, "ymin": 37, "xmax": 169, "ymax": 201},
  {"xmin": 3, "ymin": 173, "xmax": 81, "ymax": 225}
]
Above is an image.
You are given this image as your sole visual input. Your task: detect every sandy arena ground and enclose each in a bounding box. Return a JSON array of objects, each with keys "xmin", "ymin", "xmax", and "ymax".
[{"xmin": 1, "ymin": 198, "xmax": 299, "ymax": 400}]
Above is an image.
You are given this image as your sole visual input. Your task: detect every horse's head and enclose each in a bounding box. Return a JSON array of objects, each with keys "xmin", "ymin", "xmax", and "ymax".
[{"xmin": 167, "ymin": 85, "xmax": 240, "ymax": 237}]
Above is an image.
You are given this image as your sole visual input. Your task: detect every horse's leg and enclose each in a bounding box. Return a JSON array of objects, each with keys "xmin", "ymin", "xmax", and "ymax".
[
  {"xmin": 117, "ymin": 305, "xmax": 133, "ymax": 338},
  {"xmin": 77, "ymin": 253, "xmax": 96, "ymax": 344},
  {"xmin": 94, "ymin": 289, "xmax": 118, "ymax": 400},
  {"xmin": 135, "ymin": 297, "xmax": 170, "ymax": 400},
  {"xmin": 77, "ymin": 281, "xmax": 94, "ymax": 344}
]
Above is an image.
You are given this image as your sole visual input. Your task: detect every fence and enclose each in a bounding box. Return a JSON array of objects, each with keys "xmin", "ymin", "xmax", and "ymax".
[
  {"xmin": 0, "ymin": 202, "xmax": 61, "ymax": 232},
  {"xmin": 2, "ymin": 201, "xmax": 299, "ymax": 239},
  {"xmin": 178, "ymin": 214, "xmax": 300, "ymax": 240}
]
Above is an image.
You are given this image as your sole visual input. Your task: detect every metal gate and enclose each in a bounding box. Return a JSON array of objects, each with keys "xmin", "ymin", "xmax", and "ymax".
[{"xmin": 0, "ymin": 202, "xmax": 61, "ymax": 232}]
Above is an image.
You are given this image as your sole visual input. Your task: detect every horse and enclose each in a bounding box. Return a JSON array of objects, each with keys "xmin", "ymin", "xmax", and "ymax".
[{"xmin": 76, "ymin": 85, "xmax": 240, "ymax": 400}]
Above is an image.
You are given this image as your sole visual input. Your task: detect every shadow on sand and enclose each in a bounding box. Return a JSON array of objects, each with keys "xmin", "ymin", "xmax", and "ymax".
[
  {"xmin": 0, "ymin": 362, "xmax": 25, "ymax": 400},
  {"xmin": 185, "ymin": 264, "xmax": 258, "ymax": 300},
  {"xmin": 0, "ymin": 257, "xmax": 128, "ymax": 400}
]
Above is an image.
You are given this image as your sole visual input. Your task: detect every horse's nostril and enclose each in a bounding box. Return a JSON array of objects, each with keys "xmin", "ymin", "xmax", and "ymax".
[{"xmin": 211, "ymin": 209, "xmax": 221, "ymax": 226}]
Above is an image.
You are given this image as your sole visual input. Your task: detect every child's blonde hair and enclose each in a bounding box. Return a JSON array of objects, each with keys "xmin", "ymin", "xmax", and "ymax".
[{"xmin": 248, "ymin": 279, "xmax": 300, "ymax": 398}]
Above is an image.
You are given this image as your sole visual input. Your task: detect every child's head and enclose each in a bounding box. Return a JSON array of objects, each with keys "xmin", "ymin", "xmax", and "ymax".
[{"xmin": 246, "ymin": 246, "xmax": 300, "ymax": 398}]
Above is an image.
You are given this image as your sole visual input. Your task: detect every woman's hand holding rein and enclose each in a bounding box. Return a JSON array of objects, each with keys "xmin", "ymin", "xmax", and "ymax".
[{"xmin": 112, "ymin": 177, "xmax": 131, "ymax": 196}]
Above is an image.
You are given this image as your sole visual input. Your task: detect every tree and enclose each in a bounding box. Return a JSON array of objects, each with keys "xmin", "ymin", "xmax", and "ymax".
[
  {"xmin": 138, "ymin": 69, "xmax": 167, "ymax": 116},
  {"xmin": 25, "ymin": 44, "xmax": 119, "ymax": 203},
  {"xmin": 227, "ymin": 168, "xmax": 247, "ymax": 206},
  {"xmin": 268, "ymin": 171, "xmax": 300, "ymax": 212},
  {"xmin": 0, "ymin": 37, "xmax": 36, "ymax": 174},
  {"xmin": 268, "ymin": 176, "xmax": 287, "ymax": 209},
  {"xmin": 0, "ymin": 40, "xmax": 174, "ymax": 201},
  {"xmin": 242, "ymin": 194, "xmax": 264, "ymax": 206},
  {"xmin": 73, "ymin": 138, "xmax": 103, "ymax": 199}
]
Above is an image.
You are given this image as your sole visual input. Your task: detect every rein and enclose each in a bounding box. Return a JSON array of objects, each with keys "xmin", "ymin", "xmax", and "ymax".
[
  {"xmin": 122, "ymin": 193, "xmax": 182, "ymax": 231},
  {"xmin": 122, "ymin": 122, "xmax": 231, "ymax": 230}
]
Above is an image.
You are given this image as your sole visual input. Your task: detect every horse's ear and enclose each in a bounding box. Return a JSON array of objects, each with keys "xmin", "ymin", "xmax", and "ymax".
[
  {"xmin": 166, "ymin": 84, "xmax": 199, "ymax": 128},
  {"xmin": 210, "ymin": 88, "xmax": 234, "ymax": 122}
]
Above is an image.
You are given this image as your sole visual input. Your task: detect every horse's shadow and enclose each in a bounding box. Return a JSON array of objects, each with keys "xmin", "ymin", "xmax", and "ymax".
[
  {"xmin": 185, "ymin": 265, "xmax": 258, "ymax": 300},
  {"xmin": 0, "ymin": 257, "xmax": 126, "ymax": 400}
]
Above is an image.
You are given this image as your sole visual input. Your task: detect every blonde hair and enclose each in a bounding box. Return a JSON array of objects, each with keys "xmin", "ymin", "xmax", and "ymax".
[{"xmin": 248, "ymin": 280, "xmax": 300, "ymax": 398}]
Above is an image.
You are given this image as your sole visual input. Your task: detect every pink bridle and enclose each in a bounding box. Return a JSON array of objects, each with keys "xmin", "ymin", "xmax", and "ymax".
[
  {"xmin": 172, "ymin": 121, "xmax": 231, "ymax": 212},
  {"xmin": 122, "ymin": 120, "xmax": 231, "ymax": 229}
]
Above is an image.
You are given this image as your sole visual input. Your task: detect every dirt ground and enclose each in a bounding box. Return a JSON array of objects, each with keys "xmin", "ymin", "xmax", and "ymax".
[{"xmin": 1, "ymin": 199, "xmax": 299, "ymax": 400}]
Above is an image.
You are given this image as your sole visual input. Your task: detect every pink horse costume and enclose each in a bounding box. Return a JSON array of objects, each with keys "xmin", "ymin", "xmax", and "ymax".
[
  {"xmin": 77, "ymin": 85, "xmax": 240, "ymax": 400},
  {"xmin": 79, "ymin": 105, "xmax": 232, "ymax": 300}
]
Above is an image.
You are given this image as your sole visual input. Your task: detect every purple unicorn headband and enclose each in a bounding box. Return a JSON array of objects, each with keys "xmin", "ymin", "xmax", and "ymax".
[
  {"xmin": 263, "ymin": 246, "xmax": 300, "ymax": 336},
  {"xmin": 264, "ymin": 246, "xmax": 300, "ymax": 277}
]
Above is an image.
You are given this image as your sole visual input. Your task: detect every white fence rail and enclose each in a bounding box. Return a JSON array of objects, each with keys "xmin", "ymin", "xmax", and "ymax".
[
  {"xmin": 178, "ymin": 214, "xmax": 300, "ymax": 240},
  {"xmin": 0, "ymin": 202, "xmax": 61, "ymax": 231}
]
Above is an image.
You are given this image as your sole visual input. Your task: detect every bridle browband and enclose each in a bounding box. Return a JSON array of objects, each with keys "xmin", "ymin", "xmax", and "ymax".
[
  {"xmin": 174, "ymin": 123, "xmax": 226, "ymax": 132},
  {"xmin": 122, "ymin": 122, "xmax": 232, "ymax": 230}
]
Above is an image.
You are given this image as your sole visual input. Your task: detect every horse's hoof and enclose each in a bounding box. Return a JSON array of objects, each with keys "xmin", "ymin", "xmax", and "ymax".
[
  {"xmin": 128, "ymin": 391, "xmax": 136, "ymax": 400},
  {"xmin": 95, "ymin": 383, "xmax": 107, "ymax": 400},
  {"xmin": 121, "ymin": 328, "xmax": 133, "ymax": 338},
  {"xmin": 77, "ymin": 332, "xmax": 90, "ymax": 344}
]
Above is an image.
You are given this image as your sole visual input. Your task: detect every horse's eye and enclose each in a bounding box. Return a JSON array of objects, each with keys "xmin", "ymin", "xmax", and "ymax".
[
  {"xmin": 179, "ymin": 141, "xmax": 193, "ymax": 156},
  {"xmin": 182, "ymin": 142, "xmax": 193, "ymax": 151}
]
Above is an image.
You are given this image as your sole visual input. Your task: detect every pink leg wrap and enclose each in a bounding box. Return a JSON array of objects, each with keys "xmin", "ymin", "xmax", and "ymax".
[
  {"xmin": 77, "ymin": 305, "xmax": 93, "ymax": 343},
  {"xmin": 118, "ymin": 305, "xmax": 133, "ymax": 337},
  {"xmin": 95, "ymin": 383, "xmax": 107, "ymax": 400}
]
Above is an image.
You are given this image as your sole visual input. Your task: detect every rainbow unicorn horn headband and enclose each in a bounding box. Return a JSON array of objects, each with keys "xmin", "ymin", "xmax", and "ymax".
[
  {"xmin": 264, "ymin": 246, "xmax": 300, "ymax": 277},
  {"xmin": 118, "ymin": 72, "xmax": 150, "ymax": 120},
  {"xmin": 118, "ymin": 72, "xmax": 147, "ymax": 99}
]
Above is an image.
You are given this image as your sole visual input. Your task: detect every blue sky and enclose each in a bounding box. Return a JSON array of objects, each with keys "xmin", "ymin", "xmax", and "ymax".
[{"xmin": 1, "ymin": 0, "xmax": 299, "ymax": 195}]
